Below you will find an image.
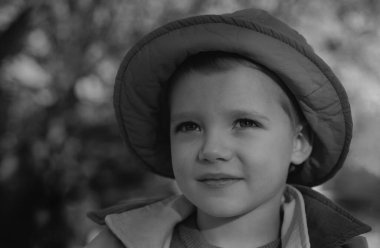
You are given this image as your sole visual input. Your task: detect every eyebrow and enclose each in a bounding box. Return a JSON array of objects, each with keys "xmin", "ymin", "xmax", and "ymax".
[
  {"xmin": 227, "ymin": 109, "xmax": 270, "ymax": 122},
  {"xmin": 170, "ymin": 109, "xmax": 270, "ymax": 123}
]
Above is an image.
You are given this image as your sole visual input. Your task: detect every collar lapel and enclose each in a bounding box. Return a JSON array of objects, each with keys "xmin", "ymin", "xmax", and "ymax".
[
  {"xmin": 105, "ymin": 195, "xmax": 194, "ymax": 248},
  {"xmin": 295, "ymin": 185, "xmax": 371, "ymax": 248}
]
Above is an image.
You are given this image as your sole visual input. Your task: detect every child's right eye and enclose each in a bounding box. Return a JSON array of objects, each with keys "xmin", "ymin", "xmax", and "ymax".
[{"xmin": 175, "ymin": 121, "xmax": 200, "ymax": 133}]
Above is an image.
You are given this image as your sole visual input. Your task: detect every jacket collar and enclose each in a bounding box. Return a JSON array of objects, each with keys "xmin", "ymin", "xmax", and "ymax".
[
  {"xmin": 104, "ymin": 195, "xmax": 194, "ymax": 248},
  {"xmin": 98, "ymin": 185, "xmax": 370, "ymax": 248},
  {"xmin": 295, "ymin": 185, "xmax": 371, "ymax": 248}
]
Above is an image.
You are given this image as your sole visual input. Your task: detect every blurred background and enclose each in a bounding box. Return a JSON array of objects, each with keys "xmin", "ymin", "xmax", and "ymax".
[{"xmin": 0, "ymin": 0, "xmax": 379, "ymax": 247}]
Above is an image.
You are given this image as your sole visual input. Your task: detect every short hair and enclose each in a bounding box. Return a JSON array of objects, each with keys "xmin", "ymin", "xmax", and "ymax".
[{"xmin": 168, "ymin": 51, "xmax": 305, "ymax": 128}]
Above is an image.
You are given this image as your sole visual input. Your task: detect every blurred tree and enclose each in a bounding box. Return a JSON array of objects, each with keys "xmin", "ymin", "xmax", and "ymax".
[{"xmin": 0, "ymin": 6, "xmax": 39, "ymax": 248}]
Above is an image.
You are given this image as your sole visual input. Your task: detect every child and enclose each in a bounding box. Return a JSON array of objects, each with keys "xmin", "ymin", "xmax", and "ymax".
[{"xmin": 86, "ymin": 8, "xmax": 371, "ymax": 248}]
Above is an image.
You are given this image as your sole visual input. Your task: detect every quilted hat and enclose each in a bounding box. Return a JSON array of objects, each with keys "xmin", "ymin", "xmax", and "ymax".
[{"xmin": 113, "ymin": 8, "xmax": 352, "ymax": 187}]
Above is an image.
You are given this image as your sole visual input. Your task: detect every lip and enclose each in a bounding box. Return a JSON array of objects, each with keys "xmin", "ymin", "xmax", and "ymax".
[
  {"xmin": 197, "ymin": 173, "xmax": 243, "ymax": 181},
  {"xmin": 196, "ymin": 173, "xmax": 243, "ymax": 188}
]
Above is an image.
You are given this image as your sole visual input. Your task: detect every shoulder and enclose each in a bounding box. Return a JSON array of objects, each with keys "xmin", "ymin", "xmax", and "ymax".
[
  {"xmin": 87, "ymin": 196, "xmax": 169, "ymax": 225},
  {"xmin": 85, "ymin": 194, "xmax": 189, "ymax": 248},
  {"xmin": 85, "ymin": 197, "xmax": 169, "ymax": 248},
  {"xmin": 340, "ymin": 236, "xmax": 369, "ymax": 248},
  {"xmin": 292, "ymin": 185, "xmax": 371, "ymax": 248},
  {"xmin": 84, "ymin": 228, "xmax": 124, "ymax": 248}
]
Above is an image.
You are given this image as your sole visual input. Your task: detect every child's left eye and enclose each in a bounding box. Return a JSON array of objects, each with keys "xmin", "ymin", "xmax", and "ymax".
[{"xmin": 233, "ymin": 118, "xmax": 259, "ymax": 128}]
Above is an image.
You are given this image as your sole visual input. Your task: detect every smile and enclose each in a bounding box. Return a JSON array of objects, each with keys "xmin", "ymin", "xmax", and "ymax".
[{"xmin": 197, "ymin": 173, "xmax": 243, "ymax": 188}]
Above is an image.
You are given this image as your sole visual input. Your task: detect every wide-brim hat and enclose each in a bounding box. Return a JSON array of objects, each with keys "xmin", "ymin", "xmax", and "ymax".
[{"xmin": 114, "ymin": 8, "xmax": 352, "ymax": 187}]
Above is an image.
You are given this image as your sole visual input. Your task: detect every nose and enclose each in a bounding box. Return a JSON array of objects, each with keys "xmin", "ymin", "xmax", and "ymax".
[{"xmin": 198, "ymin": 131, "xmax": 233, "ymax": 163}]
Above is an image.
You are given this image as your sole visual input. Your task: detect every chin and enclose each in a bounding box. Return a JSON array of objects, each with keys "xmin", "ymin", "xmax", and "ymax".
[{"xmin": 197, "ymin": 201, "xmax": 249, "ymax": 218}]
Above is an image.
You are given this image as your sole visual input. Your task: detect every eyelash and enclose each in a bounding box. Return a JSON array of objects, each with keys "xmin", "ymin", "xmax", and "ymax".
[
  {"xmin": 233, "ymin": 118, "xmax": 260, "ymax": 129},
  {"xmin": 174, "ymin": 118, "xmax": 260, "ymax": 133},
  {"xmin": 174, "ymin": 121, "xmax": 200, "ymax": 133}
]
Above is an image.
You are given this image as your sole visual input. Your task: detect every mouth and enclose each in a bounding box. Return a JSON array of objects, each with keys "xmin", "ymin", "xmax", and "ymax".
[{"xmin": 196, "ymin": 173, "xmax": 243, "ymax": 188}]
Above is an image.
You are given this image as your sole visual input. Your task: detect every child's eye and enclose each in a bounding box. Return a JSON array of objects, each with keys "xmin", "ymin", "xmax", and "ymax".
[
  {"xmin": 175, "ymin": 121, "xmax": 200, "ymax": 133},
  {"xmin": 233, "ymin": 118, "xmax": 260, "ymax": 129}
]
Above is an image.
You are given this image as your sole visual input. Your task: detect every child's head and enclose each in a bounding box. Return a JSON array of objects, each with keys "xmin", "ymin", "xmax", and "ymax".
[
  {"xmin": 168, "ymin": 52, "xmax": 313, "ymax": 217},
  {"xmin": 113, "ymin": 8, "xmax": 352, "ymax": 188}
]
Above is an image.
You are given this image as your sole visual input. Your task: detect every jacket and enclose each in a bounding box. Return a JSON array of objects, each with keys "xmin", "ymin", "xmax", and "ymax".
[{"xmin": 85, "ymin": 185, "xmax": 371, "ymax": 248}]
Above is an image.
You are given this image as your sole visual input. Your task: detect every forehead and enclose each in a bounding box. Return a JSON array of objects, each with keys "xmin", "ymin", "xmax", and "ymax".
[{"xmin": 169, "ymin": 65, "xmax": 291, "ymax": 113}]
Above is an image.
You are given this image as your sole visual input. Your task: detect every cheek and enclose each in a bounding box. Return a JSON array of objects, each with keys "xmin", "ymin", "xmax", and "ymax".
[
  {"xmin": 171, "ymin": 134, "xmax": 201, "ymax": 159},
  {"xmin": 171, "ymin": 145, "xmax": 196, "ymax": 195},
  {"xmin": 238, "ymin": 136, "xmax": 293, "ymax": 178},
  {"xmin": 170, "ymin": 140, "xmax": 195, "ymax": 177}
]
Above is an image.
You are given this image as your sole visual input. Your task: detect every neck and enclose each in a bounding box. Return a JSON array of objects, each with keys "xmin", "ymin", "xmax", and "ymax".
[{"xmin": 196, "ymin": 195, "xmax": 282, "ymax": 248}]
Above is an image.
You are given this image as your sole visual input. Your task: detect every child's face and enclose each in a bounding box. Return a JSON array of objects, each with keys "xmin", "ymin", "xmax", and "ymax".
[{"xmin": 170, "ymin": 65, "xmax": 302, "ymax": 218}]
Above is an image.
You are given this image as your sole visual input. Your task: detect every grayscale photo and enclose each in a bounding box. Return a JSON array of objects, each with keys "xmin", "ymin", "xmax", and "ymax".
[{"xmin": 0, "ymin": 0, "xmax": 379, "ymax": 247}]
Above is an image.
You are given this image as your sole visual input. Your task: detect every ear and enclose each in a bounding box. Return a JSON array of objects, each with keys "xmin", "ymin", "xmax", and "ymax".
[{"xmin": 291, "ymin": 126, "xmax": 313, "ymax": 165}]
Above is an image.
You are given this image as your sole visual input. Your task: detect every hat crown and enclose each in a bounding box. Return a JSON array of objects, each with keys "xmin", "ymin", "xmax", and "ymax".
[{"xmin": 225, "ymin": 8, "xmax": 309, "ymax": 47}]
